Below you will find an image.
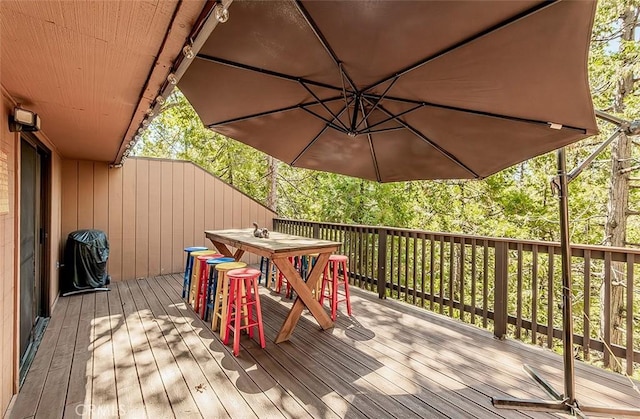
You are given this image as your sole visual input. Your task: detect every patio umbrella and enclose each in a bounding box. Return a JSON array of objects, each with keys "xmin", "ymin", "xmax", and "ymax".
[
  {"xmin": 179, "ymin": 0, "xmax": 598, "ymax": 183},
  {"xmin": 177, "ymin": 0, "xmax": 634, "ymax": 416}
]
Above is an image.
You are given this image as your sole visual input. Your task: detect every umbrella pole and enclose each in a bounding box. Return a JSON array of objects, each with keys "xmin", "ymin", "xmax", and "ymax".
[
  {"xmin": 492, "ymin": 147, "xmax": 640, "ymax": 417},
  {"xmin": 557, "ymin": 147, "xmax": 576, "ymax": 404}
]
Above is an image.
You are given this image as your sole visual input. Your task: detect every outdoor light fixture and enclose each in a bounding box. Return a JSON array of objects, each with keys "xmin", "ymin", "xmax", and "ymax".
[
  {"xmin": 215, "ymin": 2, "xmax": 229, "ymax": 23},
  {"xmin": 9, "ymin": 106, "xmax": 41, "ymax": 132},
  {"xmin": 167, "ymin": 73, "xmax": 178, "ymax": 85},
  {"xmin": 156, "ymin": 95, "xmax": 165, "ymax": 105},
  {"xmin": 183, "ymin": 45, "xmax": 195, "ymax": 60}
]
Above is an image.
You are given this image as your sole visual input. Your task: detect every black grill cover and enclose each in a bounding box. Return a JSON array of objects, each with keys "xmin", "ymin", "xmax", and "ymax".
[{"xmin": 63, "ymin": 229, "xmax": 110, "ymax": 293}]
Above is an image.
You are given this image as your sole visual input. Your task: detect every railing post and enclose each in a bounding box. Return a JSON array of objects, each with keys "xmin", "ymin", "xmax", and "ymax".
[
  {"xmin": 313, "ymin": 223, "xmax": 320, "ymax": 239},
  {"xmin": 494, "ymin": 241, "xmax": 508, "ymax": 339},
  {"xmin": 377, "ymin": 229, "xmax": 387, "ymax": 299}
]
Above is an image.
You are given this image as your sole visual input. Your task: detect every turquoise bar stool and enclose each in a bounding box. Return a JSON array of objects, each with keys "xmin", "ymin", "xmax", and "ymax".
[
  {"xmin": 204, "ymin": 257, "xmax": 235, "ymax": 321},
  {"xmin": 183, "ymin": 246, "xmax": 208, "ymax": 298}
]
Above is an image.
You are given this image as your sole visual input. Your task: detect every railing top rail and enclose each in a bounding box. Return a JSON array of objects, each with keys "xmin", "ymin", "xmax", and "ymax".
[{"xmin": 273, "ymin": 217, "xmax": 640, "ymax": 257}]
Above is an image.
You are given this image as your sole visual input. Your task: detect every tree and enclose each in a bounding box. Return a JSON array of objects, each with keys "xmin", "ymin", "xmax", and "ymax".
[{"xmin": 591, "ymin": 0, "xmax": 639, "ymax": 371}]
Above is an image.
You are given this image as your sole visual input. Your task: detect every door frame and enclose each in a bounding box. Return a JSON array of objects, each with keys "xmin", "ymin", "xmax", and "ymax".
[{"xmin": 14, "ymin": 132, "xmax": 51, "ymax": 390}]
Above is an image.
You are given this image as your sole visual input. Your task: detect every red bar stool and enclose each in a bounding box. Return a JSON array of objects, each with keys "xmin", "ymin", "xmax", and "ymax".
[
  {"xmin": 188, "ymin": 250, "xmax": 220, "ymax": 306},
  {"xmin": 195, "ymin": 254, "xmax": 223, "ymax": 316},
  {"xmin": 320, "ymin": 254, "xmax": 352, "ymax": 321},
  {"xmin": 211, "ymin": 261, "xmax": 247, "ymax": 341},
  {"xmin": 223, "ymin": 267, "xmax": 266, "ymax": 356}
]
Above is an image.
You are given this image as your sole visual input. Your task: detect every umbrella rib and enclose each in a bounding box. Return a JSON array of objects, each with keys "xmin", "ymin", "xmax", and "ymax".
[
  {"xmin": 364, "ymin": 126, "xmax": 406, "ymax": 135},
  {"xmin": 291, "ymin": 101, "xmax": 353, "ymax": 166},
  {"xmin": 291, "ymin": 126, "xmax": 330, "ymax": 166},
  {"xmin": 206, "ymin": 95, "xmax": 344, "ymax": 127},
  {"xmin": 369, "ymin": 99, "xmax": 480, "ymax": 178},
  {"xmin": 355, "ymin": 77, "xmax": 399, "ymax": 131},
  {"xmin": 367, "ymin": 94, "xmax": 588, "ymax": 134},
  {"xmin": 294, "ymin": 0, "xmax": 358, "ymax": 93},
  {"xmin": 339, "ymin": 63, "xmax": 353, "ymax": 128},
  {"xmin": 299, "ymin": 107, "xmax": 348, "ymax": 133},
  {"xmin": 196, "ymin": 53, "xmax": 344, "ymax": 93},
  {"xmin": 299, "ymin": 82, "xmax": 350, "ymax": 131},
  {"xmin": 359, "ymin": 99, "xmax": 382, "ymax": 182},
  {"xmin": 363, "ymin": 0, "xmax": 559, "ymax": 93},
  {"xmin": 360, "ymin": 103, "xmax": 423, "ymax": 133}
]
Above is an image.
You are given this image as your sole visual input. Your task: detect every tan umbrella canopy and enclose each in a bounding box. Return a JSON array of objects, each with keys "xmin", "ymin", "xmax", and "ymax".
[{"xmin": 179, "ymin": 0, "xmax": 598, "ymax": 183}]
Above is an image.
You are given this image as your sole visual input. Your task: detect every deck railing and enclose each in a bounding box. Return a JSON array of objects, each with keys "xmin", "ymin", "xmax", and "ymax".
[{"xmin": 273, "ymin": 218, "xmax": 640, "ymax": 376}]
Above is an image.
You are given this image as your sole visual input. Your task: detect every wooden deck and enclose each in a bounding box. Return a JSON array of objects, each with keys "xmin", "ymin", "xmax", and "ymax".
[{"xmin": 9, "ymin": 274, "xmax": 640, "ymax": 419}]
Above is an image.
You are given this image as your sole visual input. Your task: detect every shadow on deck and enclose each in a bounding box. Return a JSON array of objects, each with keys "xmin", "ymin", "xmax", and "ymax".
[{"xmin": 9, "ymin": 274, "xmax": 640, "ymax": 419}]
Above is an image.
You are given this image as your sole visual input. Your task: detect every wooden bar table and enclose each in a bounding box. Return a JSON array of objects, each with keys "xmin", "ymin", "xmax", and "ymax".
[{"xmin": 205, "ymin": 229, "xmax": 341, "ymax": 343}]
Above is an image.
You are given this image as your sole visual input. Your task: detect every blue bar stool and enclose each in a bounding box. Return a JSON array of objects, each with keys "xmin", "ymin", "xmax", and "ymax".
[
  {"xmin": 205, "ymin": 257, "xmax": 235, "ymax": 321},
  {"xmin": 259, "ymin": 256, "xmax": 277, "ymax": 288},
  {"xmin": 183, "ymin": 246, "xmax": 208, "ymax": 298}
]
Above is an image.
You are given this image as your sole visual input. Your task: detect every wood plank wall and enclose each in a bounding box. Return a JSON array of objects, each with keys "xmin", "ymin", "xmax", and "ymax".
[
  {"xmin": 1, "ymin": 92, "xmax": 18, "ymax": 417},
  {"xmin": 1, "ymin": 91, "xmax": 64, "ymax": 416},
  {"xmin": 61, "ymin": 157, "xmax": 277, "ymax": 281}
]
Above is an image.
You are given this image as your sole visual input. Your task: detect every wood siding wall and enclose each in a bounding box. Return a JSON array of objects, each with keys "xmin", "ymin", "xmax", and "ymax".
[
  {"xmin": 61, "ymin": 157, "xmax": 277, "ymax": 282},
  {"xmin": 1, "ymin": 90, "xmax": 17, "ymax": 418},
  {"xmin": 1, "ymin": 90, "xmax": 63, "ymax": 416}
]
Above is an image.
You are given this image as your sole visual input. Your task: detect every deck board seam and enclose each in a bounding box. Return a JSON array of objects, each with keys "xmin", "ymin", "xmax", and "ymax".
[
  {"xmin": 159, "ymin": 273, "xmax": 317, "ymax": 419},
  {"xmin": 157, "ymin": 274, "xmax": 305, "ymax": 419},
  {"xmin": 129, "ymin": 277, "xmax": 204, "ymax": 418},
  {"xmin": 144, "ymin": 275, "xmax": 249, "ymax": 419}
]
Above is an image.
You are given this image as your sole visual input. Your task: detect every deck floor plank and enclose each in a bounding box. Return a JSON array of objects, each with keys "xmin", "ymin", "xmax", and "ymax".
[
  {"xmin": 108, "ymin": 282, "xmax": 146, "ymax": 419},
  {"xmin": 36, "ymin": 292, "xmax": 83, "ymax": 419},
  {"xmin": 259, "ymin": 299, "xmax": 527, "ymax": 419},
  {"xmin": 11, "ymin": 274, "xmax": 640, "ymax": 419},
  {"xmin": 125, "ymin": 279, "xmax": 201, "ymax": 418},
  {"xmin": 63, "ymin": 293, "xmax": 95, "ymax": 419},
  {"xmin": 117, "ymin": 280, "xmax": 173, "ymax": 419},
  {"xmin": 257, "ymin": 308, "xmax": 444, "ymax": 419},
  {"xmin": 353, "ymin": 287, "xmax": 640, "ymax": 409},
  {"xmin": 10, "ymin": 298, "xmax": 69, "ymax": 419},
  {"xmin": 158, "ymin": 274, "xmax": 310, "ymax": 419},
  {"xmin": 147, "ymin": 275, "xmax": 280, "ymax": 419},
  {"xmin": 133, "ymin": 278, "xmax": 227, "ymax": 418},
  {"xmin": 90, "ymin": 291, "xmax": 118, "ymax": 419}
]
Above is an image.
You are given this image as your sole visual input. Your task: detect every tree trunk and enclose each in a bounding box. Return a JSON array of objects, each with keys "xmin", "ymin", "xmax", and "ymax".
[
  {"xmin": 601, "ymin": 4, "xmax": 636, "ymax": 372},
  {"xmin": 602, "ymin": 132, "xmax": 630, "ymax": 372},
  {"xmin": 266, "ymin": 156, "xmax": 278, "ymax": 212}
]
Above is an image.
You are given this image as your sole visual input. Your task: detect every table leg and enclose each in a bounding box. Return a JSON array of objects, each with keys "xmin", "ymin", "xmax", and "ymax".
[
  {"xmin": 272, "ymin": 252, "xmax": 333, "ymax": 343},
  {"xmin": 210, "ymin": 240, "xmax": 245, "ymax": 261}
]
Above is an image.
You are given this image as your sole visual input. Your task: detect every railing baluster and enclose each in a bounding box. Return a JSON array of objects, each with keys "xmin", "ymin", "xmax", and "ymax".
[
  {"xmin": 583, "ymin": 250, "xmax": 591, "ymax": 361},
  {"xmin": 460, "ymin": 238, "xmax": 465, "ymax": 321},
  {"xmin": 471, "ymin": 238, "xmax": 477, "ymax": 325},
  {"xmin": 532, "ymin": 245, "xmax": 538, "ymax": 345},
  {"xmin": 483, "ymin": 241, "xmax": 489, "ymax": 328},
  {"xmin": 494, "ymin": 241, "xmax": 508, "ymax": 339},
  {"xmin": 377, "ymin": 228, "xmax": 387, "ymax": 299},
  {"xmin": 398, "ymin": 232, "xmax": 403, "ymax": 300},
  {"xmin": 439, "ymin": 236, "xmax": 445, "ymax": 315},
  {"xmin": 421, "ymin": 234, "xmax": 426, "ymax": 308},
  {"xmin": 405, "ymin": 233, "xmax": 410, "ymax": 303},
  {"xmin": 411, "ymin": 233, "xmax": 418, "ymax": 305},
  {"xmin": 448, "ymin": 236, "xmax": 454, "ymax": 317},
  {"xmin": 429, "ymin": 235, "xmax": 435, "ymax": 311},
  {"xmin": 626, "ymin": 253, "xmax": 633, "ymax": 376},
  {"xmin": 390, "ymin": 232, "xmax": 396, "ymax": 299},
  {"xmin": 516, "ymin": 243, "xmax": 523, "ymax": 339},
  {"xmin": 547, "ymin": 247, "xmax": 554, "ymax": 349},
  {"xmin": 604, "ymin": 251, "xmax": 612, "ymax": 367}
]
